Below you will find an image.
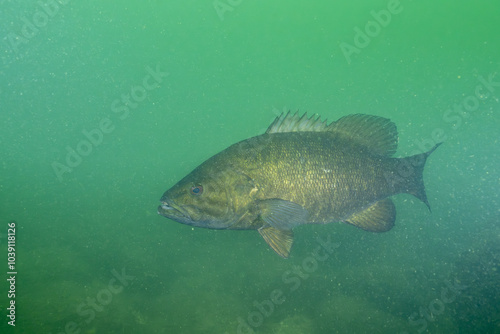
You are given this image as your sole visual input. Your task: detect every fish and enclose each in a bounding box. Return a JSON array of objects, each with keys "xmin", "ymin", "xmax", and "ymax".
[{"xmin": 158, "ymin": 112, "xmax": 441, "ymax": 258}]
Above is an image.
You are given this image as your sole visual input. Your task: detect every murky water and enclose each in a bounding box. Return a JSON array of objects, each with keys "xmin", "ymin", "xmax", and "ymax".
[{"xmin": 1, "ymin": 1, "xmax": 499, "ymax": 333}]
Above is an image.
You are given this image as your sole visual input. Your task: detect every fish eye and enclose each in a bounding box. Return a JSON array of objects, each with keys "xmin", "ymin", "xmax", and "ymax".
[{"xmin": 190, "ymin": 185, "xmax": 203, "ymax": 196}]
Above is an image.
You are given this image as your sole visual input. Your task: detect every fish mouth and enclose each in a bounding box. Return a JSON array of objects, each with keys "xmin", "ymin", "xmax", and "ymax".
[{"xmin": 157, "ymin": 201, "xmax": 188, "ymax": 220}]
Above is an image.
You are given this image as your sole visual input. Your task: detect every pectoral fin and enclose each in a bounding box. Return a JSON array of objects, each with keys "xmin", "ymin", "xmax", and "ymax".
[
  {"xmin": 345, "ymin": 198, "xmax": 396, "ymax": 232},
  {"xmin": 258, "ymin": 199, "xmax": 308, "ymax": 230},
  {"xmin": 258, "ymin": 226, "xmax": 294, "ymax": 258}
]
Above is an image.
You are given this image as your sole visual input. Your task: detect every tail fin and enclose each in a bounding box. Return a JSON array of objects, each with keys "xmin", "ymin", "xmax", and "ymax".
[{"xmin": 401, "ymin": 143, "xmax": 442, "ymax": 211}]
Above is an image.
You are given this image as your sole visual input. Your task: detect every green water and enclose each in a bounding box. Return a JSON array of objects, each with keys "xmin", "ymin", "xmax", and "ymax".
[{"xmin": 1, "ymin": 1, "xmax": 499, "ymax": 333}]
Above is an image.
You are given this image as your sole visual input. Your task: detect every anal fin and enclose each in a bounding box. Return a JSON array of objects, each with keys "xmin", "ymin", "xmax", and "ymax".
[
  {"xmin": 345, "ymin": 198, "xmax": 396, "ymax": 232},
  {"xmin": 258, "ymin": 226, "xmax": 294, "ymax": 258}
]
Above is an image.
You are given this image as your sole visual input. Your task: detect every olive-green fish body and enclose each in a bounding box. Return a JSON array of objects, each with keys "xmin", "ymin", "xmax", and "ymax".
[{"xmin": 158, "ymin": 112, "xmax": 440, "ymax": 258}]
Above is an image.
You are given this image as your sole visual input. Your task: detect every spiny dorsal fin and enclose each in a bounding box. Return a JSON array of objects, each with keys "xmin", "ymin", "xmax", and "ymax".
[
  {"xmin": 344, "ymin": 198, "xmax": 396, "ymax": 232},
  {"xmin": 328, "ymin": 114, "xmax": 398, "ymax": 156},
  {"xmin": 266, "ymin": 111, "xmax": 329, "ymax": 134}
]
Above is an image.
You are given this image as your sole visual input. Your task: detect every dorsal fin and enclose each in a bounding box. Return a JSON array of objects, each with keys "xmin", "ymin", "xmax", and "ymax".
[
  {"xmin": 266, "ymin": 111, "xmax": 329, "ymax": 134},
  {"xmin": 266, "ymin": 112, "xmax": 398, "ymax": 156},
  {"xmin": 328, "ymin": 114, "xmax": 398, "ymax": 156}
]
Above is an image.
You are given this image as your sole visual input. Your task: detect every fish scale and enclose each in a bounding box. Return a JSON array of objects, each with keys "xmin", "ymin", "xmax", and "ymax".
[{"xmin": 234, "ymin": 132, "xmax": 387, "ymax": 222}]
